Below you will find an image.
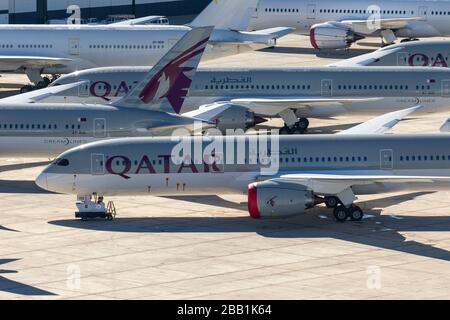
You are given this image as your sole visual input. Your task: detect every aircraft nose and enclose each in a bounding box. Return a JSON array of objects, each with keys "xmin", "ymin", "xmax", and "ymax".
[{"xmin": 35, "ymin": 172, "xmax": 48, "ymax": 191}]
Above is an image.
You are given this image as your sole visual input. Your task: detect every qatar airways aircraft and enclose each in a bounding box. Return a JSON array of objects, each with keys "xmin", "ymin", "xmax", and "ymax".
[
  {"xmin": 0, "ymin": 0, "xmax": 292, "ymax": 90},
  {"xmin": 330, "ymin": 40, "xmax": 450, "ymax": 67},
  {"xmin": 249, "ymin": 0, "xmax": 450, "ymax": 49},
  {"xmin": 36, "ymin": 129, "xmax": 450, "ymax": 222},
  {"xmin": 0, "ymin": 27, "xmax": 239, "ymax": 158},
  {"xmin": 51, "ymin": 65, "xmax": 450, "ymax": 134}
]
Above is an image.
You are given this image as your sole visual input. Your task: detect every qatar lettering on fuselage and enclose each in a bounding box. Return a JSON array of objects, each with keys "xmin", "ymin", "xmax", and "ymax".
[
  {"xmin": 105, "ymin": 154, "xmax": 223, "ymax": 179},
  {"xmin": 407, "ymin": 53, "xmax": 449, "ymax": 67}
]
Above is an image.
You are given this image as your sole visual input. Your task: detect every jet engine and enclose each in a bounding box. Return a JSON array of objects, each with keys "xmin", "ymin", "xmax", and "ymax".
[
  {"xmin": 210, "ymin": 104, "xmax": 267, "ymax": 133},
  {"xmin": 247, "ymin": 179, "xmax": 315, "ymax": 219},
  {"xmin": 310, "ymin": 22, "xmax": 364, "ymax": 50}
]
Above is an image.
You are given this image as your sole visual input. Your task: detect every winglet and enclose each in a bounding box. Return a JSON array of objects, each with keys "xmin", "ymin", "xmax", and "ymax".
[
  {"xmin": 113, "ymin": 26, "xmax": 214, "ymax": 113},
  {"xmin": 190, "ymin": 0, "xmax": 259, "ymax": 31}
]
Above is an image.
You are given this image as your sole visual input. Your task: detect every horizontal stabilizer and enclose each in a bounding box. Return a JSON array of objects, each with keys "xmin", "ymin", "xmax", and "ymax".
[{"xmin": 190, "ymin": 0, "xmax": 259, "ymax": 31}]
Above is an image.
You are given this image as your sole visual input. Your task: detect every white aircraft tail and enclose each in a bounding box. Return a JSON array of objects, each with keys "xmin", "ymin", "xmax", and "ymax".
[
  {"xmin": 190, "ymin": 0, "xmax": 259, "ymax": 31},
  {"xmin": 113, "ymin": 26, "xmax": 213, "ymax": 113}
]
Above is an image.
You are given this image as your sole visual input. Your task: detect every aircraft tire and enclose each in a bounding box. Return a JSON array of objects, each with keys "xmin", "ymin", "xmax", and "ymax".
[
  {"xmin": 349, "ymin": 205, "xmax": 364, "ymax": 221},
  {"xmin": 333, "ymin": 206, "xmax": 348, "ymax": 223}
]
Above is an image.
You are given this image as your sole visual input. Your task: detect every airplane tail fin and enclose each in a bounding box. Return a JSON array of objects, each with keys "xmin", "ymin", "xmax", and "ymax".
[
  {"xmin": 190, "ymin": 0, "xmax": 259, "ymax": 31},
  {"xmin": 113, "ymin": 26, "xmax": 213, "ymax": 113}
]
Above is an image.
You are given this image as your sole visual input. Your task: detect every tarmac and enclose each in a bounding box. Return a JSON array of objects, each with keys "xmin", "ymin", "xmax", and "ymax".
[{"xmin": 0, "ymin": 35, "xmax": 449, "ymax": 299}]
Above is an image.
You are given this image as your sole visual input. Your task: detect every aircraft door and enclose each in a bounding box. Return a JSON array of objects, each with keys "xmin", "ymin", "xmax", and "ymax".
[
  {"xmin": 442, "ymin": 80, "xmax": 450, "ymax": 97},
  {"xmin": 397, "ymin": 52, "xmax": 409, "ymax": 66},
  {"xmin": 91, "ymin": 153, "xmax": 105, "ymax": 175},
  {"xmin": 78, "ymin": 80, "xmax": 90, "ymax": 97},
  {"xmin": 307, "ymin": 4, "xmax": 316, "ymax": 19},
  {"xmin": 321, "ymin": 79, "xmax": 333, "ymax": 97},
  {"xmin": 380, "ymin": 149, "xmax": 393, "ymax": 170},
  {"xmin": 419, "ymin": 6, "xmax": 428, "ymax": 20},
  {"xmin": 93, "ymin": 118, "xmax": 106, "ymax": 138},
  {"xmin": 68, "ymin": 38, "xmax": 80, "ymax": 55},
  {"xmin": 252, "ymin": 2, "xmax": 259, "ymax": 18}
]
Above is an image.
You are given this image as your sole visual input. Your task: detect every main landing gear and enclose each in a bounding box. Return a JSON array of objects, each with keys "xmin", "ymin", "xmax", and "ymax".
[
  {"xmin": 279, "ymin": 109, "xmax": 310, "ymax": 135},
  {"xmin": 20, "ymin": 75, "xmax": 60, "ymax": 93},
  {"xmin": 333, "ymin": 204, "xmax": 364, "ymax": 223},
  {"xmin": 321, "ymin": 191, "xmax": 364, "ymax": 223},
  {"xmin": 75, "ymin": 195, "xmax": 117, "ymax": 221}
]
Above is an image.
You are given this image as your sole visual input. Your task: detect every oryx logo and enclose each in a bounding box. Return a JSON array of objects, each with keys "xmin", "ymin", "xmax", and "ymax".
[
  {"xmin": 139, "ymin": 37, "xmax": 209, "ymax": 114},
  {"xmin": 267, "ymin": 196, "xmax": 277, "ymax": 207}
]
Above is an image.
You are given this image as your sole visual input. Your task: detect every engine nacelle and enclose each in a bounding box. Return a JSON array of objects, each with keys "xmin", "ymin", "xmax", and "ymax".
[
  {"xmin": 248, "ymin": 179, "xmax": 315, "ymax": 219},
  {"xmin": 211, "ymin": 104, "xmax": 266, "ymax": 133},
  {"xmin": 310, "ymin": 22, "xmax": 364, "ymax": 50}
]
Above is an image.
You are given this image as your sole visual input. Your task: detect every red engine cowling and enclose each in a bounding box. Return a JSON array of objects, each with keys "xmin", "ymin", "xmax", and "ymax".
[
  {"xmin": 248, "ymin": 179, "xmax": 315, "ymax": 219},
  {"xmin": 310, "ymin": 22, "xmax": 364, "ymax": 50}
]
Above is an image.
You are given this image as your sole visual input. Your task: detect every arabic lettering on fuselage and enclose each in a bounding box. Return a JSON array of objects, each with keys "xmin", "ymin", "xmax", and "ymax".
[{"xmin": 210, "ymin": 77, "xmax": 252, "ymax": 85}]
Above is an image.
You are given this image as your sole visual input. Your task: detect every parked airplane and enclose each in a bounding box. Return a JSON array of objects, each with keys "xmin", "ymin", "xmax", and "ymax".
[
  {"xmin": 330, "ymin": 40, "xmax": 450, "ymax": 67},
  {"xmin": 51, "ymin": 65, "xmax": 450, "ymax": 134},
  {"xmin": 249, "ymin": 0, "xmax": 450, "ymax": 49},
  {"xmin": 36, "ymin": 126, "xmax": 450, "ymax": 222},
  {"xmin": 0, "ymin": 0, "xmax": 293, "ymax": 91},
  {"xmin": 0, "ymin": 27, "xmax": 237, "ymax": 158}
]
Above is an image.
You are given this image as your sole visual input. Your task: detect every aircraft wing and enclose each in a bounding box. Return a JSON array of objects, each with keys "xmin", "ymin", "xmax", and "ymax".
[
  {"xmin": 0, "ymin": 81, "xmax": 88, "ymax": 104},
  {"xmin": 0, "ymin": 56, "xmax": 72, "ymax": 70},
  {"xmin": 338, "ymin": 105, "xmax": 422, "ymax": 135},
  {"xmin": 341, "ymin": 17, "xmax": 423, "ymax": 30},
  {"xmin": 229, "ymin": 97, "xmax": 381, "ymax": 115},
  {"xmin": 279, "ymin": 173, "xmax": 450, "ymax": 200},
  {"xmin": 328, "ymin": 47, "xmax": 399, "ymax": 67}
]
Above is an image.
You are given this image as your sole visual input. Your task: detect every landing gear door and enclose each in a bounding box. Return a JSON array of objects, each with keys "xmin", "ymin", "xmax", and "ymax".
[
  {"xmin": 442, "ymin": 80, "xmax": 450, "ymax": 97},
  {"xmin": 93, "ymin": 118, "xmax": 106, "ymax": 138},
  {"xmin": 91, "ymin": 153, "xmax": 105, "ymax": 175},
  {"xmin": 78, "ymin": 80, "xmax": 90, "ymax": 97},
  {"xmin": 380, "ymin": 149, "xmax": 393, "ymax": 170},
  {"xmin": 68, "ymin": 38, "xmax": 80, "ymax": 55},
  {"xmin": 397, "ymin": 52, "xmax": 409, "ymax": 66},
  {"xmin": 321, "ymin": 79, "xmax": 333, "ymax": 97},
  {"xmin": 307, "ymin": 4, "xmax": 316, "ymax": 19}
]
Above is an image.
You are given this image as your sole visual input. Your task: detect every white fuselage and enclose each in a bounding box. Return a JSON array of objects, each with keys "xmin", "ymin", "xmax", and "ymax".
[
  {"xmin": 0, "ymin": 25, "xmax": 262, "ymax": 76},
  {"xmin": 52, "ymin": 66, "xmax": 450, "ymax": 117},
  {"xmin": 37, "ymin": 135, "xmax": 450, "ymax": 198},
  {"xmin": 250, "ymin": 0, "xmax": 450, "ymax": 37}
]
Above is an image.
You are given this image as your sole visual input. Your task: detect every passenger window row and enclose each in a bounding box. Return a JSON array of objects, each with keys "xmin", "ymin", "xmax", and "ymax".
[
  {"xmin": 0, "ymin": 123, "xmax": 82, "ymax": 130},
  {"xmin": 318, "ymin": 9, "xmax": 412, "ymax": 15},
  {"xmin": 204, "ymin": 84, "xmax": 312, "ymax": 90},
  {"xmin": 18, "ymin": 44, "xmax": 53, "ymax": 49},
  {"xmin": 337, "ymin": 84, "xmax": 409, "ymax": 90},
  {"xmin": 89, "ymin": 44, "xmax": 164, "ymax": 50},
  {"xmin": 264, "ymin": 8, "xmax": 299, "ymax": 13},
  {"xmin": 1, "ymin": 123, "xmax": 58, "ymax": 130},
  {"xmin": 279, "ymin": 156, "xmax": 368, "ymax": 164},
  {"xmin": 430, "ymin": 11, "xmax": 450, "ymax": 15},
  {"xmin": 0, "ymin": 44, "xmax": 53, "ymax": 49},
  {"xmin": 400, "ymin": 155, "xmax": 450, "ymax": 161}
]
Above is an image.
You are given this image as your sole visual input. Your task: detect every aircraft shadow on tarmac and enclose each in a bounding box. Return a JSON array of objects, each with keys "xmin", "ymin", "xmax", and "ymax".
[
  {"xmin": 259, "ymin": 46, "xmax": 375, "ymax": 59},
  {"xmin": 0, "ymin": 259, "xmax": 56, "ymax": 296},
  {"xmin": 0, "ymin": 180, "xmax": 55, "ymax": 194},
  {"xmin": 50, "ymin": 192, "xmax": 450, "ymax": 262},
  {"xmin": 0, "ymin": 160, "xmax": 54, "ymax": 194}
]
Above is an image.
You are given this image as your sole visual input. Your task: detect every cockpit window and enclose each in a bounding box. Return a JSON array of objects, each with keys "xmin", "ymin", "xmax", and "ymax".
[{"xmin": 53, "ymin": 158, "xmax": 70, "ymax": 166}]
